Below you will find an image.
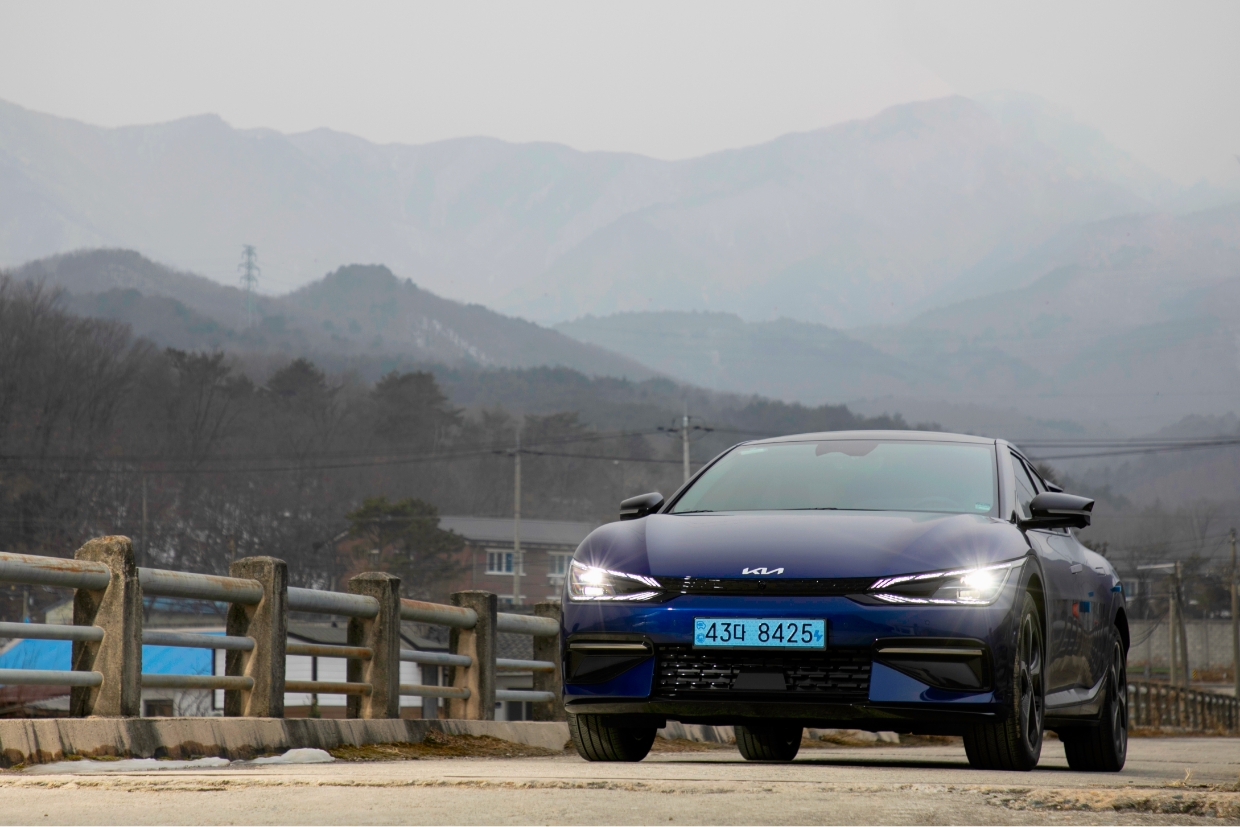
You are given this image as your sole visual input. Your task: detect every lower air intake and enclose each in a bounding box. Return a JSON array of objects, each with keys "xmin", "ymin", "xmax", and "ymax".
[{"xmin": 654, "ymin": 645, "xmax": 871, "ymax": 700}]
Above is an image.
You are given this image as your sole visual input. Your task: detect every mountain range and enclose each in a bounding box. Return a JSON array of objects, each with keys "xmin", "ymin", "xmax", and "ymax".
[
  {"xmin": 4, "ymin": 92, "xmax": 1236, "ymax": 331},
  {"xmin": 556, "ymin": 203, "xmax": 1240, "ymax": 431},
  {"xmin": 10, "ymin": 249, "xmax": 655, "ymax": 380},
  {"xmin": 5, "ymin": 92, "xmax": 1240, "ymax": 436}
]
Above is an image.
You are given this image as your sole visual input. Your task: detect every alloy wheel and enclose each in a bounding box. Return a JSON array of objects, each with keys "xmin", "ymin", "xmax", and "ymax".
[{"xmin": 1017, "ymin": 611, "xmax": 1044, "ymax": 751}]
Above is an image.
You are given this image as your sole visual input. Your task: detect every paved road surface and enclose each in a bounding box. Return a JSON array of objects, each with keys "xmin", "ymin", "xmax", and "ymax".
[{"xmin": 1, "ymin": 738, "xmax": 1238, "ymax": 824}]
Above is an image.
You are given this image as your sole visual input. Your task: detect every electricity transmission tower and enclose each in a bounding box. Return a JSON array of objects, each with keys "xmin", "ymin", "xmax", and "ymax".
[{"xmin": 238, "ymin": 245, "xmax": 260, "ymax": 328}]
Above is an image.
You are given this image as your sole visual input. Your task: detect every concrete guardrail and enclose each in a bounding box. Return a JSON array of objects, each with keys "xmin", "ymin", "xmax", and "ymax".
[{"xmin": 0, "ymin": 537, "xmax": 564, "ymax": 722}]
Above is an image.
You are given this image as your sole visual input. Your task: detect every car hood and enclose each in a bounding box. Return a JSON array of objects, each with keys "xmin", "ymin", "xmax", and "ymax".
[{"xmin": 574, "ymin": 511, "xmax": 1029, "ymax": 580}]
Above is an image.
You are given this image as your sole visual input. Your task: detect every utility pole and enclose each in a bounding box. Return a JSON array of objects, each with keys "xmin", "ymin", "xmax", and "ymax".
[
  {"xmin": 1140, "ymin": 562, "xmax": 1180, "ymax": 686},
  {"xmin": 238, "ymin": 245, "xmax": 260, "ymax": 328},
  {"xmin": 511, "ymin": 429, "xmax": 522, "ymax": 608},
  {"xmin": 682, "ymin": 413, "xmax": 690, "ymax": 484},
  {"xmin": 140, "ymin": 473, "xmax": 148, "ymax": 569},
  {"xmin": 1168, "ymin": 586, "xmax": 1179, "ymax": 687},
  {"xmin": 660, "ymin": 412, "xmax": 711, "ymax": 485},
  {"xmin": 1230, "ymin": 528, "xmax": 1238, "ymax": 699},
  {"xmin": 1175, "ymin": 561, "xmax": 1191, "ymax": 689}
]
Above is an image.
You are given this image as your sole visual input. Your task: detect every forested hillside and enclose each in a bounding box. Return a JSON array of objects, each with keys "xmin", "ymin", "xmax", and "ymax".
[
  {"xmin": 0, "ymin": 276, "xmax": 910, "ymax": 622},
  {"xmin": 12, "ymin": 249, "xmax": 657, "ymax": 378}
]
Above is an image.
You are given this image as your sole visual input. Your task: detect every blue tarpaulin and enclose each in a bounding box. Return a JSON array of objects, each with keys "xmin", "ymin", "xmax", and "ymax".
[{"xmin": 0, "ymin": 635, "xmax": 214, "ymax": 677}]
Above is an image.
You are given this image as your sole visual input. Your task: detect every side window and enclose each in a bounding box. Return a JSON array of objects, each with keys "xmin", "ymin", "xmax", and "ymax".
[{"xmin": 1011, "ymin": 452, "xmax": 1038, "ymax": 518}]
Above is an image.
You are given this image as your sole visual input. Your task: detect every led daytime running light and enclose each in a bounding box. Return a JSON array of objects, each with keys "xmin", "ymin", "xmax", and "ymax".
[
  {"xmin": 868, "ymin": 559, "xmax": 1023, "ymax": 606},
  {"xmin": 568, "ymin": 560, "xmax": 663, "ymax": 602}
]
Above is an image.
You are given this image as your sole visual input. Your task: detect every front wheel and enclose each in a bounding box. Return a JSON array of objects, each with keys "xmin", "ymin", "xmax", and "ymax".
[
  {"xmin": 1061, "ymin": 634, "xmax": 1128, "ymax": 772},
  {"xmin": 568, "ymin": 713, "xmax": 657, "ymax": 762},
  {"xmin": 735, "ymin": 723, "xmax": 802, "ymax": 761},
  {"xmin": 964, "ymin": 592, "xmax": 1045, "ymax": 771}
]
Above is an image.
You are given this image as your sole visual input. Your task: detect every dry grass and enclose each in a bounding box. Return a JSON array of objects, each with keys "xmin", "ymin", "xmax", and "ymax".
[
  {"xmin": 649, "ymin": 737, "xmax": 733, "ymax": 753},
  {"xmin": 327, "ymin": 731, "xmax": 563, "ymax": 762}
]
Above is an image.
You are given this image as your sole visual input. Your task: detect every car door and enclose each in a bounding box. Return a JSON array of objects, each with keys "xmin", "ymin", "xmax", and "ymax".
[
  {"xmin": 1010, "ymin": 452, "xmax": 1080, "ymax": 694},
  {"xmin": 1024, "ymin": 461, "xmax": 1106, "ymax": 693}
]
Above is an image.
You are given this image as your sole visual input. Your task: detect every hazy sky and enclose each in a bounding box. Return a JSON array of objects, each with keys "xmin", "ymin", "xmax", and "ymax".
[{"xmin": 1, "ymin": 0, "xmax": 1237, "ymax": 185}]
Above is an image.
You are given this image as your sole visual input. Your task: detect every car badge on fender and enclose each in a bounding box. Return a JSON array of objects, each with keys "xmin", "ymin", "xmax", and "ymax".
[{"xmin": 741, "ymin": 567, "xmax": 783, "ymax": 575}]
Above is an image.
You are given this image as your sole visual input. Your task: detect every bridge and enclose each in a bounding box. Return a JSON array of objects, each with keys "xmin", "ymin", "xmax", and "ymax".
[{"xmin": 0, "ymin": 535, "xmax": 562, "ymax": 763}]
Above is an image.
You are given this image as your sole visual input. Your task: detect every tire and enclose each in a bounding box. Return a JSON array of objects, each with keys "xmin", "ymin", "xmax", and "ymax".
[
  {"xmin": 568, "ymin": 713, "xmax": 657, "ymax": 762},
  {"xmin": 1061, "ymin": 633, "xmax": 1128, "ymax": 772},
  {"xmin": 964, "ymin": 592, "xmax": 1045, "ymax": 771},
  {"xmin": 735, "ymin": 723, "xmax": 803, "ymax": 761}
]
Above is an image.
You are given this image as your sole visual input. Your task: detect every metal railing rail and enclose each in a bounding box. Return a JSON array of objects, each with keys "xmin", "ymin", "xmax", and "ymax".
[
  {"xmin": 0, "ymin": 621, "xmax": 103, "ymax": 642},
  {"xmin": 0, "ymin": 551, "xmax": 109, "ymax": 591},
  {"xmin": 286, "ymin": 642, "xmax": 372, "ymax": 660},
  {"xmin": 280, "ymin": 585, "xmax": 385, "ymax": 705},
  {"xmin": 400, "ymin": 649, "xmax": 471, "ymax": 668},
  {"xmin": 0, "ymin": 668, "xmax": 103, "ymax": 687},
  {"xmin": 399, "ymin": 683, "xmax": 470, "ymax": 699},
  {"xmin": 496, "ymin": 612, "xmax": 558, "ymax": 637},
  {"xmin": 496, "ymin": 658, "xmax": 555, "ymax": 671},
  {"xmin": 141, "ymin": 674, "xmax": 254, "ymax": 691},
  {"xmin": 0, "ymin": 538, "xmax": 565, "ymax": 722},
  {"xmin": 138, "ymin": 568, "xmax": 262, "ymax": 604},
  {"xmin": 1127, "ymin": 680, "xmax": 1239, "ymax": 733},
  {"xmin": 496, "ymin": 689, "xmax": 556, "ymax": 703},
  {"xmin": 288, "ymin": 587, "xmax": 378, "ymax": 618},
  {"xmin": 141, "ymin": 631, "xmax": 254, "ymax": 651},
  {"xmin": 399, "ymin": 598, "xmax": 476, "ymax": 628},
  {"xmin": 285, "ymin": 679, "xmax": 371, "ymax": 696}
]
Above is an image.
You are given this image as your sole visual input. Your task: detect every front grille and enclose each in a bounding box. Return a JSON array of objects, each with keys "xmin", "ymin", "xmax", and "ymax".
[
  {"xmin": 652, "ymin": 576, "xmax": 874, "ymax": 597},
  {"xmin": 654, "ymin": 645, "xmax": 871, "ymax": 701}
]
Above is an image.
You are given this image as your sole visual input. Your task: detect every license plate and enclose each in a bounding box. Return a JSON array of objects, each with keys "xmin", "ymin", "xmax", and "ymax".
[{"xmin": 693, "ymin": 618, "xmax": 826, "ymax": 649}]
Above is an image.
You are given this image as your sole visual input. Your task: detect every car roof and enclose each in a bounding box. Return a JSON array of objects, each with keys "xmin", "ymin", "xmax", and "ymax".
[{"xmin": 746, "ymin": 430, "xmax": 999, "ymax": 447}]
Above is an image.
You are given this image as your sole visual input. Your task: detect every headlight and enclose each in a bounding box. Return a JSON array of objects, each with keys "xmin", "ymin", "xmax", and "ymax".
[
  {"xmin": 567, "ymin": 561, "xmax": 663, "ymax": 602},
  {"xmin": 869, "ymin": 559, "xmax": 1023, "ymax": 606}
]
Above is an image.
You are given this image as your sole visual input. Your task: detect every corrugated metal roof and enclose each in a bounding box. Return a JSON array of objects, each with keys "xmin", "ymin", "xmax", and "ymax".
[{"xmin": 439, "ymin": 516, "xmax": 596, "ymax": 548}]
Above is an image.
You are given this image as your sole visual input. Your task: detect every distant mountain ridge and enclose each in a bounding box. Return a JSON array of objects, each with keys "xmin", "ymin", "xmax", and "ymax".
[
  {"xmin": 5, "ymin": 94, "xmax": 1232, "ymax": 329},
  {"xmin": 9, "ymin": 249, "xmax": 658, "ymax": 379},
  {"xmin": 557, "ymin": 205, "xmax": 1240, "ymax": 431}
]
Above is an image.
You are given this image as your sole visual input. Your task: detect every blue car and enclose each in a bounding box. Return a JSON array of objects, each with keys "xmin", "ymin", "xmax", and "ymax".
[{"xmin": 561, "ymin": 431, "xmax": 1128, "ymax": 772}]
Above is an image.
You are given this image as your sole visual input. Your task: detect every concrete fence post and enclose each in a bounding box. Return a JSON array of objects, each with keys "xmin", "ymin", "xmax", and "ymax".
[
  {"xmin": 70, "ymin": 536, "xmax": 142, "ymax": 717},
  {"xmin": 225, "ymin": 556, "xmax": 287, "ymax": 717},
  {"xmin": 347, "ymin": 572, "xmax": 401, "ymax": 719},
  {"xmin": 448, "ymin": 590, "xmax": 496, "ymax": 720},
  {"xmin": 531, "ymin": 601, "xmax": 564, "ymax": 721}
]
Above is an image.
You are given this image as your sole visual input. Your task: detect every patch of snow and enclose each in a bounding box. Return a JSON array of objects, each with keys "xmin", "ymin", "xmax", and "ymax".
[
  {"xmin": 24, "ymin": 757, "xmax": 231, "ymax": 774},
  {"xmin": 248, "ymin": 748, "xmax": 334, "ymax": 764}
]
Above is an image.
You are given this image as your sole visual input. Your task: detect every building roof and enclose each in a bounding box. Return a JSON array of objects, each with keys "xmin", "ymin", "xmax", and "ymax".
[{"xmin": 439, "ymin": 516, "xmax": 597, "ymax": 548}]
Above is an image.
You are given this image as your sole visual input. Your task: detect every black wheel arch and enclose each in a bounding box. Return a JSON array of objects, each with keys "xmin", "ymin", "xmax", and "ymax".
[
  {"xmin": 1114, "ymin": 606, "xmax": 1130, "ymax": 655},
  {"xmin": 1021, "ymin": 563, "xmax": 1048, "ymax": 647}
]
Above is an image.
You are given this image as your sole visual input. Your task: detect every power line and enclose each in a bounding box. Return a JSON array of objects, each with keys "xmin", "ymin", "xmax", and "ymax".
[{"xmin": 0, "ymin": 429, "xmax": 680, "ymax": 477}]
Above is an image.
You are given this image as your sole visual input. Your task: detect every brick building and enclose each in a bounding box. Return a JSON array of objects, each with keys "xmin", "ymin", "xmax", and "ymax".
[{"xmin": 438, "ymin": 516, "xmax": 597, "ymax": 606}]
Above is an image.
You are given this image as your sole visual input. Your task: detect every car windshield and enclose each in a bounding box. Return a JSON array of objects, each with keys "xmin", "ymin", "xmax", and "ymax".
[{"xmin": 670, "ymin": 439, "xmax": 997, "ymax": 516}]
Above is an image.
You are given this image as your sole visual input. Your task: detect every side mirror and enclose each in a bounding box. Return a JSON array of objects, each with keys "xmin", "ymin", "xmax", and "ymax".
[
  {"xmin": 1023, "ymin": 492, "xmax": 1093, "ymax": 530},
  {"xmin": 620, "ymin": 492, "xmax": 664, "ymax": 521}
]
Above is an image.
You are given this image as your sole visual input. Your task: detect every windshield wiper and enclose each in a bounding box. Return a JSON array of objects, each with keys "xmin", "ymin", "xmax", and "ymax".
[
  {"xmin": 788, "ymin": 507, "xmax": 840, "ymax": 511},
  {"xmin": 673, "ymin": 509, "xmax": 716, "ymax": 514}
]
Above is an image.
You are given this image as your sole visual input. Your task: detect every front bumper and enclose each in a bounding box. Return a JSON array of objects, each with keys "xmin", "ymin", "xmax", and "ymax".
[{"xmin": 561, "ymin": 590, "xmax": 1020, "ymax": 733}]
